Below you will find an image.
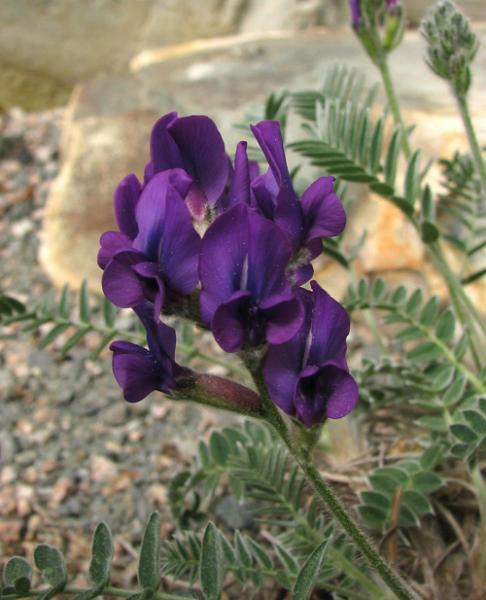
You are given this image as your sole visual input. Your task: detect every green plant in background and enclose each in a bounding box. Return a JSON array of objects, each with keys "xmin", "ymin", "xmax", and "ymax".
[{"xmin": 2, "ymin": 1, "xmax": 486, "ymax": 599}]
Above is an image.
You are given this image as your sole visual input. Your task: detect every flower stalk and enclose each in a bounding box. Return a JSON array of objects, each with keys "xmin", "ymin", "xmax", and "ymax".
[
  {"xmin": 249, "ymin": 362, "xmax": 418, "ymax": 600},
  {"xmin": 454, "ymin": 91, "xmax": 486, "ymax": 216},
  {"xmin": 363, "ymin": 15, "xmax": 486, "ymax": 365}
]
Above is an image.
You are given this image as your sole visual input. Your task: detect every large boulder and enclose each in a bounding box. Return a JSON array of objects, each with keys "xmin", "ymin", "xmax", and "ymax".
[
  {"xmin": 0, "ymin": 0, "xmax": 346, "ymax": 110},
  {"xmin": 40, "ymin": 74, "xmax": 178, "ymax": 289}
]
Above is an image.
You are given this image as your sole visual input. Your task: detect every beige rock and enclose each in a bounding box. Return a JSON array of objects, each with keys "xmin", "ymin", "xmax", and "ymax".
[
  {"xmin": 404, "ymin": 0, "xmax": 486, "ymax": 23},
  {"xmin": 0, "ymin": 0, "xmax": 342, "ymax": 109},
  {"xmin": 40, "ymin": 81, "xmax": 163, "ymax": 291},
  {"xmin": 90, "ymin": 455, "xmax": 118, "ymax": 483}
]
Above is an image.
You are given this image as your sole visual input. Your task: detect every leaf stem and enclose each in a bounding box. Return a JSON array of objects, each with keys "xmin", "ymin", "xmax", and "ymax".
[
  {"xmin": 455, "ymin": 93, "xmax": 486, "ymax": 199},
  {"xmin": 249, "ymin": 364, "xmax": 418, "ymax": 600},
  {"xmin": 375, "ymin": 57, "xmax": 412, "ymax": 160},
  {"xmin": 372, "ymin": 52, "xmax": 486, "ymax": 363},
  {"xmin": 294, "ymin": 460, "xmax": 418, "ymax": 600},
  {"xmin": 427, "ymin": 242, "xmax": 486, "ymax": 368}
]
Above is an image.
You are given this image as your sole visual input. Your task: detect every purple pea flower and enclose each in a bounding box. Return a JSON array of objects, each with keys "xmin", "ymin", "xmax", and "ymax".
[
  {"xmin": 264, "ymin": 281, "xmax": 358, "ymax": 427},
  {"xmin": 199, "ymin": 203, "xmax": 304, "ymax": 352},
  {"xmin": 349, "ymin": 0, "xmax": 362, "ymax": 27},
  {"xmin": 146, "ymin": 112, "xmax": 230, "ymax": 219},
  {"xmin": 250, "ymin": 121, "xmax": 346, "ymax": 281},
  {"xmin": 99, "ymin": 169, "xmax": 201, "ymax": 316},
  {"xmin": 110, "ymin": 303, "xmax": 177, "ymax": 403}
]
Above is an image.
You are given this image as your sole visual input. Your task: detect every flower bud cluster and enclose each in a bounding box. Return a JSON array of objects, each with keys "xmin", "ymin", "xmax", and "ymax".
[
  {"xmin": 98, "ymin": 113, "xmax": 358, "ymax": 427},
  {"xmin": 422, "ymin": 0, "xmax": 478, "ymax": 96},
  {"xmin": 349, "ymin": 0, "xmax": 405, "ymax": 60}
]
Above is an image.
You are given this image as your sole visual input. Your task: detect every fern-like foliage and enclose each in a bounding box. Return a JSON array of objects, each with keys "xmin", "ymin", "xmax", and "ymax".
[
  {"xmin": 346, "ymin": 277, "xmax": 484, "ymax": 398},
  {"xmin": 438, "ymin": 151, "xmax": 486, "ymax": 283},
  {"xmin": 1, "ymin": 281, "xmax": 131, "ymax": 358},
  {"xmin": 289, "ymin": 65, "xmax": 424, "ymax": 219},
  {"xmin": 292, "ymin": 65, "xmax": 379, "ymax": 123},
  {"xmin": 168, "ymin": 421, "xmax": 386, "ymax": 598},
  {"xmin": 162, "ymin": 528, "xmax": 296, "ymax": 590},
  {"xmin": 234, "ymin": 90, "xmax": 289, "ymax": 161},
  {"xmin": 449, "ymin": 395, "xmax": 486, "ymax": 464},
  {"xmin": 359, "ymin": 447, "xmax": 445, "ymax": 532},
  {"xmin": 0, "ymin": 293, "xmax": 26, "ymax": 319},
  {"xmin": 0, "ymin": 282, "xmax": 245, "ymax": 378},
  {"xmin": 346, "ymin": 276, "xmax": 486, "ymax": 470}
]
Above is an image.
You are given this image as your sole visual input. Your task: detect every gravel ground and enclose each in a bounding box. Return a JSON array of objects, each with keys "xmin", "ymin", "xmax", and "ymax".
[{"xmin": 0, "ymin": 108, "xmax": 236, "ymax": 591}]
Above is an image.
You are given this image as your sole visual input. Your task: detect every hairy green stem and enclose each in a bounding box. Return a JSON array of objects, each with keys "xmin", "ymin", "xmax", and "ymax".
[
  {"xmin": 427, "ymin": 242, "xmax": 486, "ymax": 367},
  {"xmin": 295, "ymin": 460, "xmax": 418, "ymax": 600},
  {"xmin": 373, "ymin": 54, "xmax": 486, "ymax": 363},
  {"xmin": 376, "ymin": 57, "xmax": 412, "ymax": 159},
  {"xmin": 249, "ymin": 364, "xmax": 417, "ymax": 600},
  {"xmin": 455, "ymin": 93, "xmax": 486, "ymax": 198}
]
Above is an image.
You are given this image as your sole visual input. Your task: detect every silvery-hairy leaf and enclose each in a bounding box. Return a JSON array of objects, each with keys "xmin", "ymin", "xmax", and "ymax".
[
  {"xmin": 293, "ymin": 537, "xmax": 332, "ymax": 600},
  {"xmin": 34, "ymin": 545, "xmax": 67, "ymax": 588},
  {"xmin": 89, "ymin": 522, "xmax": 113, "ymax": 586},
  {"xmin": 200, "ymin": 522, "xmax": 224, "ymax": 600},
  {"xmin": 3, "ymin": 556, "xmax": 32, "ymax": 594},
  {"xmin": 138, "ymin": 512, "xmax": 161, "ymax": 591}
]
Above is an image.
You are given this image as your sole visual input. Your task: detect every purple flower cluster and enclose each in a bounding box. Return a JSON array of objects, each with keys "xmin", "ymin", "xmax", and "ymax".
[{"xmin": 99, "ymin": 112, "xmax": 358, "ymax": 426}]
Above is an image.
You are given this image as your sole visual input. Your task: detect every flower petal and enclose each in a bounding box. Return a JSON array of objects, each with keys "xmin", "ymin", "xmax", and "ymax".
[
  {"xmin": 246, "ymin": 209, "xmax": 293, "ymax": 301},
  {"xmin": 251, "ymin": 120, "xmax": 303, "ymax": 247},
  {"xmin": 225, "ymin": 141, "xmax": 251, "ymax": 210},
  {"xmin": 301, "ymin": 177, "xmax": 346, "ymax": 254},
  {"xmin": 133, "ymin": 303, "xmax": 177, "ymax": 364},
  {"xmin": 250, "ymin": 121, "xmax": 293, "ymax": 190},
  {"xmin": 199, "ymin": 203, "xmax": 249, "ymax": 323},
  {"xmin": 263, "ymin": 293, "xmax": 311, "ymax": 413},
  {"xmin": 323, "ymin": 366, "xmax": 359, "ymax": 419},
  {"xmin": 111, "ymin": 348, "xmax": 163, "ymax": 403},
  {"xmin": 97, "ymin": 231, "xmax": 132, "ymax": 269},
  {"xmin": 133, "ymin": 169, "xmax": 191, "ymax": 258},
  {"xmin": 168, "ymin": 115, "xmax": 229, "ymax": 205},
  {"xmin": 114, "ymin": 173, "xmax": 142, "ymax": 239},
  {"xmin": 293, "ymin": 362, "xmax": 358, "ymax": 426},
  {"xmin": 158, "ymin": 192, "xmax": 201, "ymax": 296},
  {"xmin": 102, "ymin": 251, "xmax": 147, "ymax": 308},
  {"xmin": 211, "ymin": 290, "xmax": 252, "ymax": 352},
  {"xmin": 307, "ymin": 281, "xmax": 350, "ymax": 368},
  {"xmin": 260, "ymin": 293, "xmax": 304, "ymax": 345},
  {"xmin": 149, "ymin": 112, "xmax": 182, "ymax": 173}
]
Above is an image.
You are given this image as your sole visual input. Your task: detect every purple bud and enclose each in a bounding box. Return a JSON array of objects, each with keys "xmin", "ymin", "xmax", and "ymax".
[{"xmin": 349, "ymin": 0, "xmax": 362, "ymax": 27}]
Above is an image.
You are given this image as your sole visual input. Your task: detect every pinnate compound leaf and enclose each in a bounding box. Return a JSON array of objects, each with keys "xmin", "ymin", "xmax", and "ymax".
[
  {"xmin": 292, "ymin": 538, "xmax": 332, "ymax": 600},
  {"xmin": 138, "ymin": 512, "xmax": 161, "ymax": 591},
  {"xmin": 200, "ymin": 522, "xmax": 224, "ymax": 600}
]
